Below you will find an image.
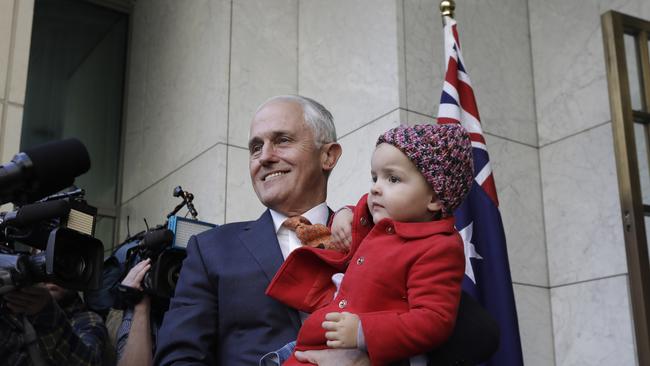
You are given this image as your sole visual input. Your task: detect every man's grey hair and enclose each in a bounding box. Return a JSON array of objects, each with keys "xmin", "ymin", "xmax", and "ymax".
[{"xmin": 256, "ymin": 95, "xmax": 337, "ymax": 146}]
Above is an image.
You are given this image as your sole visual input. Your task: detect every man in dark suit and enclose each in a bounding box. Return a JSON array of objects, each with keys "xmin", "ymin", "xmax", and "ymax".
[{"xmin": 154, "ymin": 95, "xmax": 357, "ymax": 365}]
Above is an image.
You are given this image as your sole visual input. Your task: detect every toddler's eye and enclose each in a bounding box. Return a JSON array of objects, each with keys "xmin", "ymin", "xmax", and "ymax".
[
  {"xmin": 371, "ymin": 175, "xmax": 377, "ymax": 183},
  {"xmin": 388, "ymin": 175, "xmax": 400, "ymax": 183}
]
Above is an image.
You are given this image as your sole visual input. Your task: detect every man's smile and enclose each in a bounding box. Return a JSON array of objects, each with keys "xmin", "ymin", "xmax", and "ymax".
[{"xmin": 262, "ymin": 170, "xmax": 290, "ymax": 181}]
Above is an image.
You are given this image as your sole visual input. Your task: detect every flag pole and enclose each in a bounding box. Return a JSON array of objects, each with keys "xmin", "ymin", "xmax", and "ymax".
[{"xmin": 440, "ymin": 0, "xmax": 455, "ymax": 19}]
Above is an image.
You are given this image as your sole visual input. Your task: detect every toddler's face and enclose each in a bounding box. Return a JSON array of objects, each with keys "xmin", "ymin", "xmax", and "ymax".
[{"xmin": 367, "ymin": 143, "xmax": 441, "ymax": 223}]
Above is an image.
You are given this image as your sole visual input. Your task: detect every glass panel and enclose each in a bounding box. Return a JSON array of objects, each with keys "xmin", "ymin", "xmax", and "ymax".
[
  {"xmin": 625, "ymin": 34, "xmax": 643, "ymax": 111},
  {"xmin": 95, "ymin": 215, "xmax": 116, "ymax": 257},
  {"xmin": 635, "ymin": 123, "xmax": 650, "ymax": 204},
  {"xmin": 645, "ymin": 215, "xmax": 650, "ymax": 266},
  {"xmin": 20, "ymin": 0, "xmax": 127, "ymax": 210}
]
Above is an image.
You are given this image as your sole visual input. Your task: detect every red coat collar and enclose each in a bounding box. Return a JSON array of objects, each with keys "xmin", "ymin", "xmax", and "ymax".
[{"xmin": 351, "ymin": 194, "xmax": 456, "ymax": 251}]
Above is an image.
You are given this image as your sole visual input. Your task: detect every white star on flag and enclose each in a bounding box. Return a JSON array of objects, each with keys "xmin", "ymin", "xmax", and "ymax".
[{"xmin": 459, "ymin": 222, "xmax": 483, "ymax": 284}]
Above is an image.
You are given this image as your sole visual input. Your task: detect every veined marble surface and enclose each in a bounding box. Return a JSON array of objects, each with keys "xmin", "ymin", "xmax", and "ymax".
[
  {"xmin": 298, "ymin": 0, "xmax": 400, "ymax": 138},
  {"xmin": 122, "ymin": 0, "xmax": 230, "ymax": 201},
  {"xmin": 487, "ymin": 134, "xmax": 547, "ymax": 287},
  {"xmin": 551, "ymin": 275, "xmax": 635, "ymax": 366},
  {"xmin": 514, "ymin": 284, "xmax": 555, "ymax": 366},
  {"xmin": 530, "ymin": 0, "xmax": 650, "ymax": 145},
  {"xmin": 228, "ymin": 0, "xmax": 298, "ymax": 148},
  {"xmin": 540, "ymin": 123, "xmax": 626, "ymax": 286},
  {"xmin": 119, "ymin": 143, "xmax": 227, "ymax": 240},
  {"xmin": 7, "ymin": 0, "xmax": 32, "ymax": 105},
  {"xmin": 402, "ymin": 0, "xmax": 537, "ymax": 146},
  {"xmin": 327, "ymin": 108, "xmax": 402, "ymax": 211},
  {"xmin": 0, "ymin": 0, "xmax": 14, "ymax": 100},
  {"xmin": 225, "ymin": 145, "xmax": 266, "ymax": 223}
]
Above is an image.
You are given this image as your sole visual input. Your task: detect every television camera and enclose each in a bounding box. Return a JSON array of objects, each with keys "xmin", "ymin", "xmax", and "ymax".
[
  {"xmin": 105, "ymin": 186, "xmax": 215, "ymax": 311},
  {"xmin": 0, "ymin": 139, "xmax": 103, "ymax": 295}
]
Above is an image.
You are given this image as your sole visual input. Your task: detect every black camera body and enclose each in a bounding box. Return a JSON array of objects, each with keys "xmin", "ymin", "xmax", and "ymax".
[
  {"xmin": 124, "ymin": 216, "xmax": 215, "ymax": 300},
  {"xmin": 126, "ymin": 227, "xmax": 179, "ymax": 299},
  {"xmin": 0, "ymin": 195, "xmax": 104, "ymax": 294},
  {"xmin": 0, "ymin": 139, "xmax": 104, "ymax": 295}
]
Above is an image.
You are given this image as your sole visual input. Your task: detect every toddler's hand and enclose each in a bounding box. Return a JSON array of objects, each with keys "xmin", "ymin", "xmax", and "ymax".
[
  {"xmin": 331, "ymin": 207, "xmax": 353, "ymax": 250},
  {"xmin": 322, "ymin": 311, "xmax": 360, "ymax": 348}
]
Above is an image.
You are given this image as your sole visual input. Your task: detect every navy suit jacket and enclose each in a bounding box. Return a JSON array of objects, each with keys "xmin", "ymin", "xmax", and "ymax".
[{"xmin": 154, "ymin": 210, "xmax": 302, "ymax": 365}]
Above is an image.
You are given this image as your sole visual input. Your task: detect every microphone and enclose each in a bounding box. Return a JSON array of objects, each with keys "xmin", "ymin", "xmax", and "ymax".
[
  {"xmin": 142, "ymin": 229, "xmax": 174, "ymax": 250},
  {"xmin": 0, "ymin": 138, "xmax": 91, "ymax": 204},
  {"xmin": 0, "ymin": 200, "xmax": 71, "ymax": 227}
]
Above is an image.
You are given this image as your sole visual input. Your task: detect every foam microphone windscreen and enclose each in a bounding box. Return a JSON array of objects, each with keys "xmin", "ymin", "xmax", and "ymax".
[
  {"xmin": 143, "ymin": 229, "xmax": 174, "ymax": 249},
  {"xmin": 13, "ymin": 199, "xmax": 71, "ymax": 226},
  {"xmin": 22, "ymin": 138, "xmax": 91, "ymax": 199}
]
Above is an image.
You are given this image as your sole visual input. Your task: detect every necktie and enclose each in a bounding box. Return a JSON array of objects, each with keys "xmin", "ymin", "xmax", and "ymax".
[{"xmin": 283, "ymin": 216, "xmax": 335, "ymax": 250}]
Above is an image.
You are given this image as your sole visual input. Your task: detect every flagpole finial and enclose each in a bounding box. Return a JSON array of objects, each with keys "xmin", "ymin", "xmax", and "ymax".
[{"xmin": 440, "ymin": 0, "xmax": 455, "ymax": 18}]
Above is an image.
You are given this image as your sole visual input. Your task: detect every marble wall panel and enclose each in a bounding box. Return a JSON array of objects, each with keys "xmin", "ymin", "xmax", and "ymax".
[
  {"xmin": 7, "ymin": 0, "xmax": 32, "ymax": 104},
  {"xmin": 298, "ymin": 0, "xmax": 400, "ymax": 136},
  {"xmin": 400, "ymin": 109, "xmax": 435, "ymax": 126},
  {"xmin": 119, "ymin": 144, "xmax": 227, "ymax": 240},
  {"xmin": 0, "ymin": 103, "xmax": 4, "ymax": 160},
  {"xmin": 0, "ymin": 0, "xmax": 13, "ymax": 100},
  {"xmin": 551, "ymin": 275, "xmax": 635, "ymax": 366},
  {"xmin": 225, "ymin": 145, "xmax": 266, "ymax": 223},
  {"xmin": 541, "ymin": 123, "xmax": 626, "ymax": 286},
  {"xmin": 403, "ymin": 0, "xmax": 536, "ymax": 146},
  {"xmin": 228, "ymin": 0, "xmax": 298, "ymax": 148},
  {"xmin": 486, "ymin": 134, "xmax": 547, "ymax": 286},
  {"xmin": 514, "ymin": 284, "xmax": 555, "ymax": 366},
  {"xmin": 327, "ymin": 109, "xmax": 402, "ymax": 211},
  {"xmin": 1, "ymin": 104, "xmax": 22, "ymax": 161},
  {"xmin": 530, "ymin": 0, "xmax": 650, "ymax": 145},
  {"xmin": 121, "ymin": 0, "xmax": 231, "ymax": 201}
]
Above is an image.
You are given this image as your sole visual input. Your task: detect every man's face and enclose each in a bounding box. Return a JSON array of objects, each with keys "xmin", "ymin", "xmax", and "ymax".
[{"xmin": 249, "ymin": 100, "xmax": 329, "ymax": 216}]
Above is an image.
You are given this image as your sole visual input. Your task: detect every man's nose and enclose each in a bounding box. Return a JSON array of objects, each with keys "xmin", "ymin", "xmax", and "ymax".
[{"xmin": 258, "ymin": 144, "xmax": 278, "ymax": 164}]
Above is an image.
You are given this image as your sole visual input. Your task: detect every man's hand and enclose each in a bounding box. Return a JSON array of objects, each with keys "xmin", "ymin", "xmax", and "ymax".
[
  {"xmin": 322, "ymin": 311, "xmax": 360, "ymax": 348},
  {"xmin": 331, "ymin": 207, "xmax": 353, "ymax": 250},
  {"xmin": 121, "ymin": 258, "xmax": 151, "ymax": 290},
  {"xmin": 4, "ymin": 284, "xmax": 53, "ymax": 315},
  {"xmin": 294, "ymin": 348, "xmax": 370, "ymax": 366}
]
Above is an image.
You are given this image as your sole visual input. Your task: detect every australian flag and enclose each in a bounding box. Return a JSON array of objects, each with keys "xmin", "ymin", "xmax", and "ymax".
[{"xmin": 437, "ymin": 16, "xmax": 524, "ymax": 365}]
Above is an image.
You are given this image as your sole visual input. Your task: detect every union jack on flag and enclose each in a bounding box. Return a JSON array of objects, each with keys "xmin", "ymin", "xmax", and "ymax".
[{"xmin": 437, "ymin": 16, "xmax": 524, "ymax": 365}]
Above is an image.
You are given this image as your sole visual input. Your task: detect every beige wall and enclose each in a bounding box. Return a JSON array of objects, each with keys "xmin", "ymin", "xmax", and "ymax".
[
  {"xmin": 0, "ymin": 0, "xmax": 33, "ymax": 163},
  {"xmin": 10, "ymin": 0, "xmax": 643, "ymax": 364},
  {"xmin": 533, "ymin": 1, "xmax": 650, "ymax": 365},
  {"xmin": 95, "ymin": 0, "xmax": 650, "ymax": 365},
  {"xmin": 0, "ymin": 0, "xmax": 33, "ymax": 212},
  {"xmin": 120, "ymin": 0, "xmax": 551, "ymax": 364}
]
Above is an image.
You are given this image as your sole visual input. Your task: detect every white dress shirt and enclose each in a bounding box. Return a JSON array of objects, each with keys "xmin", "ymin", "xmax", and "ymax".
[{"xmin": 269, "ymin": 202, "xmax": 329, "ymax": 260}]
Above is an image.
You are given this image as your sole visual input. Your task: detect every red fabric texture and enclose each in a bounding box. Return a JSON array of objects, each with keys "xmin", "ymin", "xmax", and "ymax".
[{"xmin": 266, "ymin": 194, "xmax": 465, "ymax": 365}]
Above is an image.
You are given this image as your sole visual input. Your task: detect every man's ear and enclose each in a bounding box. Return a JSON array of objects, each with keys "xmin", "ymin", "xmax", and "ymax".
[{"xmin": 321, "ymin": 142, "xmax": 342, "ymax": 172}]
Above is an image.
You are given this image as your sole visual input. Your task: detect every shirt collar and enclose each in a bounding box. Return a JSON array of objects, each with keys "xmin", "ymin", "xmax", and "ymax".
[{"xmin": 269, "ymin": 202, "xmax": 329, "ymax": 233}]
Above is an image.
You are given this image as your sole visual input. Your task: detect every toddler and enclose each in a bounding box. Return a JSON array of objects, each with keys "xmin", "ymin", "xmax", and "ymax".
[{"xmin": 266, "ymin": 123, "xmax": 474, "ymax": 366}]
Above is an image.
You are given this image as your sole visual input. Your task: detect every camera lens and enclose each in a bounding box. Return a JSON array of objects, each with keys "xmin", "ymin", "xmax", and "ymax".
[
  {"xmin": 166, "ymin": 262, "xmax": 182, "ymax": 288},
  {"xmin": 54, "ymin": 253, "xmax": 86, "ymax": 281}
]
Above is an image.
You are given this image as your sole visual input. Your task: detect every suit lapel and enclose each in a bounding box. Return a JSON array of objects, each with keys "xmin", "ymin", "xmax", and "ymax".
[
  {"xmin": 239, "ymin": 210, "xmax": 284, "ymax": 282},
  {"xmin": 239, "ymin": 210, "xmax": 301, "ymax": 330}
]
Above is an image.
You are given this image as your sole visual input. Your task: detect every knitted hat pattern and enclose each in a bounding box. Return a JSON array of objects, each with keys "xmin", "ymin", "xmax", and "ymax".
[{"xmin": 377, "ymin": 123, "xmax": 474, "ymax": 217}]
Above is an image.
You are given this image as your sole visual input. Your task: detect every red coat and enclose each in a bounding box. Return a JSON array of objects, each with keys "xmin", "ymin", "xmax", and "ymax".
[{"xmin": 266, "ymin": 194, "xmax": 465, "ymax": 365}]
